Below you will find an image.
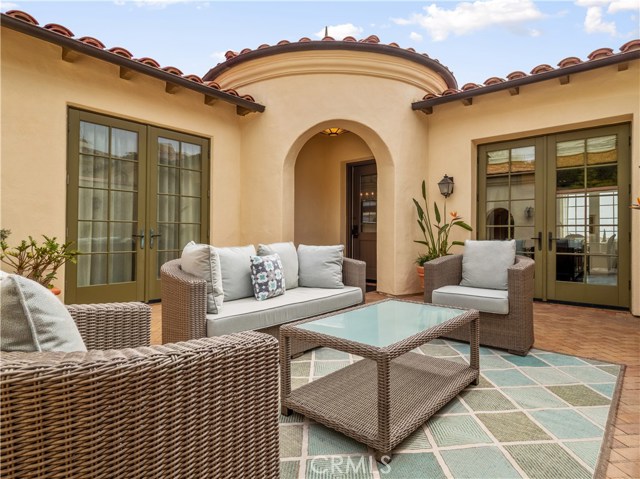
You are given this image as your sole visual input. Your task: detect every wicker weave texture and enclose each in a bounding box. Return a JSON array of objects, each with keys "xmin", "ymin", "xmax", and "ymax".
[
  {"xmin": 160, "ymin": 257, "xmax": 367, "ymax": 356},
  {"xmin": 280, "ymin": 299, "xmax": 480, "ymax": 460},
  {"xmin": 424, "ymin": 254, "xmax": 535, "ymax": 356},
  {"xmin": 67, "ymin": 302, "xmax": 151, "ymax": 350},
  {"xmin": 1, "ymin": 331, "xmax": 280, "ymax": 479}
]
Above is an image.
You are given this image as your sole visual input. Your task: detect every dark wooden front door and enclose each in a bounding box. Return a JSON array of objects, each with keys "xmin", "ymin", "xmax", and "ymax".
[{"xmin": 348, "ymin": 161, "xmax": 377, "ymax": 282}]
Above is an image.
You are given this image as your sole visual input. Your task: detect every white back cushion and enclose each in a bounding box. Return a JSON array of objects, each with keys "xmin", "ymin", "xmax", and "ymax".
[
  {"xmin": 257, "ymin": 242, "xmax": 298, "ymax": 289},
  {"xmin": 460, "ymin": 240, "xmax": 516, "ymax": 290},
  {"xmin": 181, "ymin": 241, "xmax": 224, "ymax": 314},
  {"xmin": 215, "ymin": 245, "xmax": 257, "ymax": 301}
]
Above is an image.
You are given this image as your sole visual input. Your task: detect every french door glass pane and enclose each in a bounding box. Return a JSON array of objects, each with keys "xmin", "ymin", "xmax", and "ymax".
[
  {"xmin": 556, "ymin": 140, "xmax": 585, "ymax": 167},
  {"xmin": 587, "ymin": 135, "xmax": 616, "ymax": 165},
  {"xmin": 77, "ymin": 120, "xmax": 139, "ymax": 287},
  {"xmin": 156, "ymin": 139, "xmax": 203, "ymax": 279}
]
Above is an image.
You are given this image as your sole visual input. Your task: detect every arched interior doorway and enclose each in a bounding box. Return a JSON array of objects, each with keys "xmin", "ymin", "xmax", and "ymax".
[{"xmin": 293, "ymin": 128, "xmax": 377, "ymax": 285}]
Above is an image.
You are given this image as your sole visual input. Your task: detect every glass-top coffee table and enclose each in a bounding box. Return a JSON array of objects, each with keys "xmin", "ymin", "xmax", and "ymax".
[{"xmin": 280, "ymin": 298, "xmax": 479, "ymax": 462}]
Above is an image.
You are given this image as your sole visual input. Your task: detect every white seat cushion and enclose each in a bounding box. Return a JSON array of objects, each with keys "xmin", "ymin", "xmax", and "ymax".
[
  {"xmin": 206, "ymin": 286, "xmax": 362, "ymax": 336},
  {"xmin": 433, "ymin": 285, "xmax": 509, "ymax": 315}
]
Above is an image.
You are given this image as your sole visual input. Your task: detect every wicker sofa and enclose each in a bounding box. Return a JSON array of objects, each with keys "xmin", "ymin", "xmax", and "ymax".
[
  {"xmin": 0, "ymin": 302, "xmax": 280, "ymax": 478},
  {"xmin": 424, "ymin": 254, "xmax": 535, "ymax": 356},
  {"xmin": 161, "ymin": 257, "xmax": 366, "ymax": 355}
]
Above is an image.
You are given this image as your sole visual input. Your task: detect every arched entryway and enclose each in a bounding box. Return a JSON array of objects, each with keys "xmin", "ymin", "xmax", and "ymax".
[{"xmin": 283, "ymin": 120, "xmax": 393, "ymax": 293}]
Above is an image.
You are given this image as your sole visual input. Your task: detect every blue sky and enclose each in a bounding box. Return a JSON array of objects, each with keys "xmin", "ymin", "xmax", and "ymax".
[{"xmin": 2, "ymin": 1, "xmax": 638, "ymax": 86}]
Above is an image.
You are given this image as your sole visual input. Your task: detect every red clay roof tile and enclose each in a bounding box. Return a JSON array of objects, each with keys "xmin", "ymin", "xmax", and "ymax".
[
  {"xmin": 225, "ymin": 51, "xmax": 238, "ymax": 60},
  {"xmin": 362, "ymin": 35, "xmax": 380, "ymax": 44},
  {"xmin": 506, "ymin": 71, "xmax": 527, "ymax": 80},
  {"xmin": 184, "ymin": 74, "xmax": 203, "ymax": 83},
  {"xmin": 257, "ymin": 44, "xmax": 270, "ymax": 49},
  {"xmin": 205, "ymin": 81, "xmax": 221, "ymax": 89},
  {"xmin": 44, "ymin": 23, "xmax": 73, "ymax": 37},
  {"xmin": 557, "ymin": 57, "xmax": 582, "ymax": 68},
  {"xmin": 422, "ymin": 93, "xmax": 438, "ymax": 100},
  {"xmin": 530, "ymin": 64, "xmax": 554, "ymax": 74},
  {"xmin": 298, "ymin": 37, "xmax": 312, "ymax": 42},
  {"xmin": 5, "ymin": 10, "xmax": 38, "ymax": 25},
  {"xmin": 162, "ymin": 66, "xmax": 184, "ymax": 75},
  {"xmin": 136, "ymin": 57, "xmax": 161, "ymax": 68},
  {"xmin": 277, "ymin": 40, "xmax": 290, "ymax": 45},
  {"xmin": 321, "ymin": 36, "xmax": 335, "ymax": 41},
  {"xmin": 461, "ymin": 83, "xmax": 481, "ymax": 91},
  {"xmin": 442, "ymin": 88, "xmax": 460, "ymax": 95},
  {"xmin": 108, "ymin": 47, "xmax": 133, "ymax": 59},
  {"xmin": 240, "ymin": 48, "xmax": 252, "ymax": 55},
  {"xmin": 588, "ymin": 48, "xmax": 614, "ymax": 60},
  {"xmin": 620, "ymin": 39, "xmax": 640, "ymax": 52},
  {"xmin": 484, "ymin": 77, "xmax": 505, "ymax": 85},
  {"xmin": 343, "ymin": 36, "xmax": 357, "ymax": 42},
  {"xmin": 78, "ymin": 36, "xmax": 106, "ymax": 49},
  {"xmin": 223, "ymin": 88, "xmax": 239, "ymax": 96},
  {"xmin": 241, "ymin": 94, "xmax": 255, "ymax": 101}
]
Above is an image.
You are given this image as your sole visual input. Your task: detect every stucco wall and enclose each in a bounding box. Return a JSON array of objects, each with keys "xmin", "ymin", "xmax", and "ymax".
[
  {"xmin": 423, "ymin": 63, "xmax": 640, "ymax": 315},
  {"xmin": 0, "ymin": 29, "xmax": 245, "ymax": 299}
]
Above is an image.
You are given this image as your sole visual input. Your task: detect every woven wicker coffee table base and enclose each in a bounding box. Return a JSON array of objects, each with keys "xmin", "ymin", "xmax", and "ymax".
[{"xmin": 280, "ymin": 300, "xmax": 480, "ymax": 462}]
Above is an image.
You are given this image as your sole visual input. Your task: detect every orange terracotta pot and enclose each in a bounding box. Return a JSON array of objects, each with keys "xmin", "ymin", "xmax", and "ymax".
[{"xmin": 416, "ymin": 265, "xmax": 424, "ymax": 290}]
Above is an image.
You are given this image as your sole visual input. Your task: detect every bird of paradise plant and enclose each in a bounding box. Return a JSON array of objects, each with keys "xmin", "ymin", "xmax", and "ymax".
[
  {"xmin": 631, "ymin": 196, "xmax": 640, "ymax": 210},
  {"xmin": 413, "ymin": 180, "xmax": 473, "ymax": 266}
]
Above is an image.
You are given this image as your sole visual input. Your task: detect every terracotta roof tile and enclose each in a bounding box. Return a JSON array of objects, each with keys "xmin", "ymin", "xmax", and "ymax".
[
  {"xmin": 388, "ymin": 42, "xmax": 400, "ymax": 48},
  {"xmin": 557, "ymin": 57, "xmax": 582, "ymax": 68},
  {"xmin": 136, "ymin": 57, "xmax": 161, "ymax": 68},
  {"xmin": 406, "ymin": 47, "xmax": 416, "ymax": 53},
  {"xmin": 361, "ymin": 35, "xmax": 380, "ymax": 44},
  {"xmin": 461, "ymin": 82, "xmax": 481, "ymax": 91},
  {"xmin": 422, "ymin": 93, "xmax": 438, "ymax": 100},
  {"xmin": 184, "ymin": 74, "xmax": 203, "ymax": 83},
  {"xmin": 442, "ymin": 88, "xmax": 460, "ymax": 96},
  {"xmin": 43, "ymin": 23, "xmax": 73, "ymax": 37},
  {"xmin": 240, "ymin": 48, "xmax": 252, "ymax": 55},
  {"xmin": 275, "ymin": 40, "xmax": 289, "ymax": 46},
  {"xmin": 506, "ymin": 71, "xmax": 527, "ymax": 80},
  {"xmin": 257, "ymin": 44, "xmax": 270, "ymax": 49},
  {"xmin": 620, "ymin": 39, "xmax": 640, "ymax": 52},
  {"xmin": 298, "ymin": 37, "xmax": 312, "ymax": 42},
  {"xmin": 321, "ymin": 36, "xmax": 335, "ymax": 41},
  {"xmin": 108, "ymin": 47, "xmax": 133, "ymax": 59},
  {"xmin": 343, "ymin": 36, "xmax": 357, "ymax": 42},
  {"xmin": 5, "ymin": 10, "xmax": 38, "ymax": 25},
  {"xmin": 484, "ymin": 77, "xmax": 505, "ymax": 85},
  {"xmin": 78, "ymin": 36, "xmax": 106, "ymax": 49},
  {"xmin": 225, "ymin": 51, "xmax": 238, "ymax": 60},
  {"xmin": 223, "ymin": 88, "xmax": 239, "ymax": 96},
  {"xmin": 2, "ymin": 9, "xmax": 262, "ymax": 109},
  {"xmin": 162, "ymin": 66, "xmax": 183, "ymax": 76},
  {"xmin": 588, "ymin": 47, "xmax": 614, "ymax": 60},
  {"xmin": 530, "ymin": 64, "xmax": 554, "ymax": 74}
]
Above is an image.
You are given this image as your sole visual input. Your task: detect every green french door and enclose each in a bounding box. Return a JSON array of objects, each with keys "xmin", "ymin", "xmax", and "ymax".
[
  {"xmin": 66, "ymin": 109, "xmax": 209, "ymax": 304},
  {"xmin": 478, "ymin": 124, "xmax": 630, "ymax": 308}
]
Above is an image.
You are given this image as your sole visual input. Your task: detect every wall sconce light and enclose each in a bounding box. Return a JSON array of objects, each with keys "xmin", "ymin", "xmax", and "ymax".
[
  {"xmin": 321, "ymin": 127, "xmax": 346, "ymax": 136},
  {"xmin": 525, "ymin": 206, "xmax": 534, "ymax": 218},
  {"xmin": 437, "ymin": 175, "xmax": 454, "ymax": 198}
]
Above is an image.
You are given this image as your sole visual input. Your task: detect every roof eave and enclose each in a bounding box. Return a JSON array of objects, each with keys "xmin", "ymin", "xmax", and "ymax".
[
  {"xmin": 1, "ymin": 13, "xmax": 265, "ymax": 114},
  {"xmin": 412, "ymin": 50, "xmax": 640, "ymax": 113},
  {"xmin": 203, "ymin": 41, "xmax": 458, "ymax": 90}
]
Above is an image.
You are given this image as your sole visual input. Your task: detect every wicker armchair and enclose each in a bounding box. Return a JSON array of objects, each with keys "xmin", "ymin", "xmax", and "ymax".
[
  {"xmin": 424, "ymin": 255, "xmax": 535, "ymax": 356},
  {"xmin": 161, "ymin": 257, "xmax": 366, "ymax": 356},
  {"xmin": 1, "ymin": 302, "xmax": 280, "ymax": 479}
]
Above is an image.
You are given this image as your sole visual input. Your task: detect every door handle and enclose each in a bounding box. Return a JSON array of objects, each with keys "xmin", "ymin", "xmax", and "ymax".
[
  {"xmin": 530, "ymin": 232, "xmax": 542, "ymax": 251},
  {"xmin": 149, "ymin": 228, "xmax": 161, "ymax": 249},
  {"xmin": 351, "ymin": 225, "xmax": 359, "ymax": 239},
  {"xmin": 132, "ymin": 230, "xmax": 145, "ymax": 249},
  {"xmin": 548, "ymin": 232, "xmax": 562, "ymax": 250}
]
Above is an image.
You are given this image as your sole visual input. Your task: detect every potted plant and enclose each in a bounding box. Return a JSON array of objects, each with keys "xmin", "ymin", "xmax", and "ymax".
[
  {"xmin": 413, "ymin": 180, "xmax": 473, "ymax": 288},
  {"xmin": 0, "ymin": 229, "xmax": 79, "ymax": 294}
]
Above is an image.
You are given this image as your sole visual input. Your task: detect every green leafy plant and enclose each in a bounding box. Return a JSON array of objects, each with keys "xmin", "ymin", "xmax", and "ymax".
[
  {"xmin": 413, "ymin": 180, "xmax": 473, "ymax": 265},
  {"xmin": 0, "ymin": 230, "xmax": 79, "ymax": 288}
]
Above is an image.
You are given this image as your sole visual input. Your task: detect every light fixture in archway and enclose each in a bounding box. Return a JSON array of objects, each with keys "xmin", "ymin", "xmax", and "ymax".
[{"xmin": 321, "ymin": 127, "xmax": 347, "ymax": 136}]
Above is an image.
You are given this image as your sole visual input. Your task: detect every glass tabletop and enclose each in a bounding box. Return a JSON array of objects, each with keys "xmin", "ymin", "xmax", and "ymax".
[{"xmin": 296, "ymin": 300, "xmax": 467, "ymax": 348}]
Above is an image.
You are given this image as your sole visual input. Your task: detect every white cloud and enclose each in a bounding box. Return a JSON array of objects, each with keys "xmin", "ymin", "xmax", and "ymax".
[
  {"xmin": 410, "ymin": 31, "xmax": 424, "ymax": 42},
  {"xmin": 0, "ymin": 1, "xmax": 19, "ymax": 10},
  {"xmin": 314, "ymin": 23, "xmax": 363, "ymax": 39},
  {"xmin": 584, "ymin": 5, "xmax": 618, "ymax": 33},
  {"xmin": 210, "ymin": 51, "xmax": 226, "ymax": 63},
  {"xmin": 391, "ymin": 0, "xmax": 545, "ymax": 41},
  {"xmin": 608, "ymin": 0, "xmax": 640, "ymax": 13},
  {"xmin": 113, "ymin": 0, "xmax": 196, "ymax": 9}
]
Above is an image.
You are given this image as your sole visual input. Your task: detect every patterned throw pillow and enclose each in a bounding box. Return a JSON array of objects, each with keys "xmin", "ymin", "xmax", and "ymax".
[{"xmin": 250, "ymin": 254, "xmax": 286, "ymax": 301}]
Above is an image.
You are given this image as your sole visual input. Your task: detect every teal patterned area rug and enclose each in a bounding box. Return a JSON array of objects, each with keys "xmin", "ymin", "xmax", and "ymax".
[{"xmin": 279, "ymin": 341, "xmax": 623, "ymax": 479}]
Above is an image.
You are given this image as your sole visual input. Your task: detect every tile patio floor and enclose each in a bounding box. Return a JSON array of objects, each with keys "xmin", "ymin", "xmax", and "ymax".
[{"xmin": 150, "ymin": 293, "xmax": 639, "ymax": 478}]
